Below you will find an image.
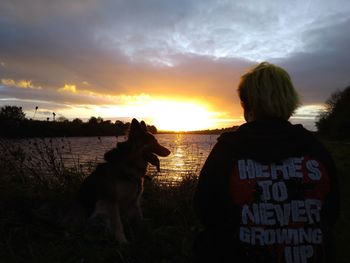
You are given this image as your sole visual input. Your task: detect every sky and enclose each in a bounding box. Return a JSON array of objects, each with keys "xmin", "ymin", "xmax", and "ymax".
[{"xmin": 0, "ymin": 0, "xmax": 350, "ymax": 131}]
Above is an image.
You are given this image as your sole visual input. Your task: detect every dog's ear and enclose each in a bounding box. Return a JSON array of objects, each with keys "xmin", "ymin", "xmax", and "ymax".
[
  {"xmin": 131, "ymin": 118, "xmax": 139, "ymax": 126},
  {"xmin": 129, "ymin": 118, "xmax": 142, "ymax": 138},
  {"xmin": 140, "ymin": 121, "xmax": 147, "ymax": 132}
]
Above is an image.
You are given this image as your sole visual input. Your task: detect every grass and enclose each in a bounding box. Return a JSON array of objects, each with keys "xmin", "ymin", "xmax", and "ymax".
[
  {"xmin": 0, "ymin": 138, "xmax": 349, "ymax": 262},
  {"xmin": 0, "ymin": 170, "xmax": 199, "ymax": 263},
  {"xmin": 0, "ymin": 138, "xmax": 199, "ymax": 263},
  {"xmin": 322, "ymin": 140, "xmax": 350, "ymax": 263},
  {"xmin": 0, "ymin": 178, "xmax": 199, "ymax": 263}
]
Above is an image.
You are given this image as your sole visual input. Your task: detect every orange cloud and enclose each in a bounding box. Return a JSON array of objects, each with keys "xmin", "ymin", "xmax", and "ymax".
[
  {"xmin": 57, "ymin": 84, "xmax": 78, "ymax": 93},
  {"xmin": 1, "ymin": 78, "xmax": 42, "ymax": 89}
]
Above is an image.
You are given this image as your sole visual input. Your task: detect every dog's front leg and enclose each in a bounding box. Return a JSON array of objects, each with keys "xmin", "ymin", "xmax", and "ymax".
[
  {"xmin": 135, "ymin": 199, "xmax": 144, "ymax": 223},
  {"xmin": 108, "ymin": 203, "xmax": 128, "ymax": 244},
  {"xmin": 128, "ymin": 199, "xmax": 144, "ymax": 224}
]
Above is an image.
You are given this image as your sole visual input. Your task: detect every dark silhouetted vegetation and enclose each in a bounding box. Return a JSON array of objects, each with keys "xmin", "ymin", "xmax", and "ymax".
[
  {"xmin": 316, "ymin": 86, "xmax": 350, "ymax": 139},
  {"xmin": 0, "ymin": 105, "xmax": 158, "ymax": 137},
  {"xmin": 0, "ymin": 105, "xmax": 26, "ymax": 121},
  {"xmin": 0, "ymin": 138, "xmax": 198, "ymax": 263}
]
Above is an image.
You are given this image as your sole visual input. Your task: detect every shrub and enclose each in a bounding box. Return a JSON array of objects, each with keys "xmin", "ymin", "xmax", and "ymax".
[{"xmin": 316, "ymin": 86, "xmax": 350, "ymax": 139}]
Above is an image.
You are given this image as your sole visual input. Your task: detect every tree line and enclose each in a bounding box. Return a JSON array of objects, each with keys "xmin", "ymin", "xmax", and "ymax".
[
  {"xmin": 315, "ymin": 85, "xmax": 350, "ymax": 139},
  {"xmin": 1, "ymin": 84, "xmax": 349, "ymax": 139},
  {"xmin": 0, "ymin": 106, "xmax": 157, "ymax": 137}
]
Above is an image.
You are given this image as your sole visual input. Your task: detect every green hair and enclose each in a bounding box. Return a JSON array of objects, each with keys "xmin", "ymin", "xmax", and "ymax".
[{"xmin": 238, "ymin": 62, "xmax": 301, "ymax": 120}]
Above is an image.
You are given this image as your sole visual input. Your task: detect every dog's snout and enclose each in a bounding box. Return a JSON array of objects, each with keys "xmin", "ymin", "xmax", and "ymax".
[{"xmin": 155, "ymin": 144, "xmax": 171, "ymax": 157}]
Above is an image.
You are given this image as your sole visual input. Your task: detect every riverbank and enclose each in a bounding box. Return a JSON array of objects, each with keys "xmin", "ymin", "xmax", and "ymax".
[
  {"xmin": 0, "ymin": 172, "xmax": 199, "ymax": 263},
  {"xmin": 158, "ymin": 126, "xmax": 238, "ymax": 135}
]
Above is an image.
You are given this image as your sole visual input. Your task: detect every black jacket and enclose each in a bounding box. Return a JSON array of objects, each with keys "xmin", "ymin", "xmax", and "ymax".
[{"xmin": 194, "ymin": 118, "xmax": 339, "ymax": 263}]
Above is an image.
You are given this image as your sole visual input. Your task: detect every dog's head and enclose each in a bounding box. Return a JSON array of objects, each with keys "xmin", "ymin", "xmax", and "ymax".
[{"xmin": 128, "ymin": 118, "xmax": 170, "ymax": 171}]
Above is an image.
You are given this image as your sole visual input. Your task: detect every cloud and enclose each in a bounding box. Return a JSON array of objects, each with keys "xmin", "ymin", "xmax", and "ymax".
[
  {"xmin": 0, "ymin": 0, "xmax": 350, "ymax": 128},
  {"xmin": 276, "ymin": 16, "xmax": 350, "ymax": 104},
  {"xmin": 1, "ymin": 78, "xmax": 42, "ymax": 89},
  {"xmin": 58, "ymin": 84, "xmax": 78, "ymax": 93}
]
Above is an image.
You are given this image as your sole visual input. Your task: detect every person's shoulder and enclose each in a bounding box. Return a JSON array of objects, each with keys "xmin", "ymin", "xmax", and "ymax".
[
  {"xmin": 217, "ymin": 130, "xmax": 240, "ymax": 143},
  {"xmin": 291, "ymin": 123, "xmax": 321, "ymax": 143},
  {"xmin": 292, "ymin": 123, "xmax": 313, "ymax": 133},
  {"xmin": 292, "ymin": 124, "xmax": 334, "ymax": 159}
]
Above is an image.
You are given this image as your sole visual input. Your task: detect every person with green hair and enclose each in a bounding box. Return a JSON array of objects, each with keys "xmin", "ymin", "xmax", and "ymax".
[{"xmin": 194, "ymin": 62, "xmax": 339, "ymax": 263}]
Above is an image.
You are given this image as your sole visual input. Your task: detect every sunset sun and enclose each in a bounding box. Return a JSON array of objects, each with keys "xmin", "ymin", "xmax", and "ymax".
[
  {"xmin": 148, "ymin": 100, "xmax": 216, "ymax": 131},
  {"xmin": 81, "ymin": 96, "xmax": 223, "ymax": 132}
]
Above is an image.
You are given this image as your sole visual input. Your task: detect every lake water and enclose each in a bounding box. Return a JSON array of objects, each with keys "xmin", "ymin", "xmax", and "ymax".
[
  {"xmin": 65, "ymin": 134, "xmax": 218, "ymax": 183},
  {"xmin": 2, "ymin": 134, "xmax": 218, "ymax": 183}
]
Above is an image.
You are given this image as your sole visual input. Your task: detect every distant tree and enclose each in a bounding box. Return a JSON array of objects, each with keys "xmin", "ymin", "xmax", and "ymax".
[
  {"xmin": 57, "ymin": 116, "xmax": 69, "ymax": 122},
  {"xmin": 115, "ymin": 120, "xmax": 124, "ymax": 126},
  {"xmin": 115, "ymin": 120, "xmax": 126, "ymax": 135},
  {"xmin": 72, "ymin": 118, "xmax": 83, "ymax": 124},
  {"xmin": 316, "ymin": 86, "xmax": 350, "ymax": 138},
  {"xmin": 0, "ymin": 105, "xmax": 26, "ymax": 121},
  {"xmin": 88, "ymin": 116, "xmax": 98, "ymax": 124},
  {"xmin": 103, "ymin": 120, "xmax": 112, "ymax": 125},
  {"xmin": 124, "ymin": 122, "xmax": 131, "ymax": 132},
  {"xmin": 96, "ymin": 116, "xmax": 104, "ymax": 124}
]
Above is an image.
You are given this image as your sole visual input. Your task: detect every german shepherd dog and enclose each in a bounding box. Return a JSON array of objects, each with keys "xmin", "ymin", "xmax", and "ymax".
[{"xmin": 73, "ymin": 119, "xmax": 170, "ymax": 243}]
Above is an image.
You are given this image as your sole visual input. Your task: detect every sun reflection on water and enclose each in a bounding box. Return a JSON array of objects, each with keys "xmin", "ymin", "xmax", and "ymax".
[{"xmin": 149, "ymin": 133, "xmax": 217, "ymax": 184}]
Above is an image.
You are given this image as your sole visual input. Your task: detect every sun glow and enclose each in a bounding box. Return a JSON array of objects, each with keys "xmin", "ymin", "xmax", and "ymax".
[
  {"xmin": 54, "ymin": 94, "xmax": 235, "ymax": 131},
  {"xmin": 148, "ymin": 100, "xmax": 217, "ymax": 131},
  {"xmin": 87, "ymin": 97, "xmax": 222, "ymax": 131}
]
